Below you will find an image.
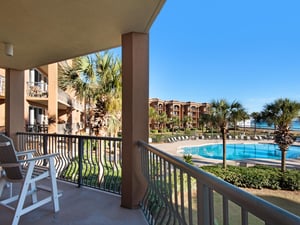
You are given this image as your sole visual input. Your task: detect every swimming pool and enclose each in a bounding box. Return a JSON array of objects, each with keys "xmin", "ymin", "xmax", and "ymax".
[{"xmin": 182, "ymin": 143, "xmax": 300, "ymax": 160}]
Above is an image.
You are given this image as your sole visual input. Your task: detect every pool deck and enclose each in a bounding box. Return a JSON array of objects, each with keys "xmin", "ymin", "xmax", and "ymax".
[{"xmin": 152, "ymin": 139, "xmax": 300, "ymax": 169}]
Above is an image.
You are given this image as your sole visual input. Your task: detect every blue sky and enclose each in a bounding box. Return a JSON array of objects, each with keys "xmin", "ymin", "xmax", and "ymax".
[{"xmin": 148, "ymin": 0, "xmax": 300, "ymax": 113}]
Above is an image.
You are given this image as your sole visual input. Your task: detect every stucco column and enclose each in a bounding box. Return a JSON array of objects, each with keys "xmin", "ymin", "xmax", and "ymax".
[
  {"xmin": 121, "ymin": 32, "xmax": 149, "ymax": 208},
  {"xmin": 47, "ymin": 63, "xmax": 58, "ymax": 133},
  {"xmin": 5, "ymin": 69, "xmax": 26, "ymax": 145}
]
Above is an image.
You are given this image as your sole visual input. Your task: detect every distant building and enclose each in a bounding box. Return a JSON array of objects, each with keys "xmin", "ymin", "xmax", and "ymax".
[
  {"xmin": 237, "ymin": 119, "xmax": 252, "ymax": 128},
  {"xmin": 149, "ymin": 98, "xmax": 210, "ymax": 130}
]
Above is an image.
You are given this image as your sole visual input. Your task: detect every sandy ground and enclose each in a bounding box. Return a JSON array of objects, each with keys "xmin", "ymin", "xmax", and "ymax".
[
  {"xmin": 243, "ymin": 188, "xmax": 300, "ymax": 216},
  {"xmin": 243, "ymin": 188, "xmax": 300, "ymax": 203}
]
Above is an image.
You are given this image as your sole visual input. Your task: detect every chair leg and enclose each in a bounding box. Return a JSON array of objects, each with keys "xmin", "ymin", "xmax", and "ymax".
[
  {"xmin": 49, "ymin": 158, "xmax": 60, "ymax": 212},
  {"xmin": 12, "ymin": 165, "xmax": 34, "ymax": 225},
  {"xmin": 0, "ymin": 177, "xmax": 6, "ymax": 197},
  {"xmin": 30, "ymin": 181, "xmax": 38, "ymax": 204},
  {"xmin": 9, "ymin": 182, "xmax": 13, "ymax": 197}
]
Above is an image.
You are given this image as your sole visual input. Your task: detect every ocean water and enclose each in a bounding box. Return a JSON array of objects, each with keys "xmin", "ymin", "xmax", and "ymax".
[{"xmin": 251, "ymin": 120, "xmax": 300, "ymax": 131}]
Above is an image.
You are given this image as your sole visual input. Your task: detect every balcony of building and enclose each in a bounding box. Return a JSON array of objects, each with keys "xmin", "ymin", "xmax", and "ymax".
[{"xmin": 26, "ymin": 82, "xmax": 84, "ymax": 113}]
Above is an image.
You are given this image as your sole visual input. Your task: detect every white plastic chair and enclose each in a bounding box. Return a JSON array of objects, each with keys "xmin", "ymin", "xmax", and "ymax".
[{"xmin": 0, "ymin": 134, "xmax": 61, "ymax": 225}]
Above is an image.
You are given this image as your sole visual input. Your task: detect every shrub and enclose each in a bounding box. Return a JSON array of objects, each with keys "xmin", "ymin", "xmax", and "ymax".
[
  {"xmin": 183, "ymin": 154, "xmax": 194, "ymax": 165},
  {"xmin": 201, "ymin": 165, "xmax": 299, "ymax": 191}
]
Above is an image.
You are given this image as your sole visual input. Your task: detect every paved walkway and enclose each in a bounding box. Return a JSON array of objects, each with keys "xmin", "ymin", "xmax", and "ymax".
[{"xmin": 152, "ymin": 139, "xmax": 300, "ymax": 169}]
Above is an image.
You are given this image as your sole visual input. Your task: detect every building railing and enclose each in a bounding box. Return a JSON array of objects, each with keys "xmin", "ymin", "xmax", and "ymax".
[
  {"xmin": 58, "ymin": 88, "xmax": 72, "ymax": 105},
  {"xmin": 25, "ymin": 124, "xmax": 48, "ymax": 133},
  {"xmin": 58, "ymin": 88, "xmax": 84, "ymax": 111},
  {"xmin": 72, "ymin": 99, "xmax": 84, "ymax": 112},
  {"xmin": 138, "ymin": 140, "xmax": 300, "ymax": 225},
  {"xmin": 16, "ymin": 132, "xmax": 122, "ymax": 194},
  {"xmin": 26, "ymin": 82, "xmax": 84, "ymax": 112},
  {"xmin": 27, "ymin": 81, "xmax": 48, "ymax": 97}
]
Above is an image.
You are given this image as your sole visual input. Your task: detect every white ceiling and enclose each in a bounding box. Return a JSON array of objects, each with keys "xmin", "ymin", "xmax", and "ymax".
[{"xmin": 0, "ymin": 0, "xmax": 165, "ymax": 70}]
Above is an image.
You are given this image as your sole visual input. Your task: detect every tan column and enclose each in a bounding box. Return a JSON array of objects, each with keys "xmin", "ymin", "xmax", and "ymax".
[
  {"xmin": 47, "ymin": 64, "xmax": 58, "ymax": 133},
  {"xmin": 121, "ymin": 32, "xmax": 149, "ymax": 208},
  {"xmin": 5, "ymin": 69, "xmax": 25, "ymax": 145}
]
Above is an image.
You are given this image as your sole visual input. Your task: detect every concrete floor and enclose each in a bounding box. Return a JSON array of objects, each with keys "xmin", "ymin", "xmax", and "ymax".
[{"xmin": 0, "ymin": 181, "xmax": 148, "ymax": 225}]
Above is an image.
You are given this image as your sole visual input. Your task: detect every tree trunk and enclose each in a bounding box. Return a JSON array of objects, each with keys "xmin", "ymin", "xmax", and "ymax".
[
  {"xmin": 222, "ymin": 128, "xmax": 227, "ymax": 169},
  {"xmin": 234, "ymin": 121, "xmax": 236, "ymax": 136},
  {"xmin": 281, "ymin": 150, "xmax": 287, "ymax": 172}
]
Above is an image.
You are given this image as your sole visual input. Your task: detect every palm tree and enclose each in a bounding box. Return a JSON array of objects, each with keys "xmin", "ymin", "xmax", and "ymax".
[
  {"xmin": 149, "ymin": 106, "xmax": 159, "ymax": 130},
  {"xmin": 210, "ymin": 99, "xmax": 244, "ymax": 169},
  {"xmin": 240, "ymin": 110, "xmax": 250, "ymax": 134},
  {"xmin": 94, "ymin": 52, "xmax": 122, "ymax": 136},
  {"xmin": 59, "ymin": 51, "xmax": 122, "ymax": 136},
  {"xmin": 251, "ymin": 112, "xmax": 262, "ymax": 136},
  {"xmin": 158, "ymin": 112, "xmax": 168, "ymax": 131},
  {"xmin": 198, "ymin": 113, "xmax": 211, "ymax": 133},
  {"xmin": 182, "ymin": 115, "xmax": 192, "ymax": 131},
  {"xmin": 168, "ymin": 115, "xmax": 180, "ymax": 134},
  {"xmin": 231, "ymin": 106, "xmax": 248, "ymax": 136},
  {"xmin": 59, "ymin": 52, "xmax": 122, "ymax": 186},
  {"xmin": 261, "ymin": 98, "xmax": 300, "ymax": 172},
  {"xmin": 59, "ymin": 55, "xmax": 98, "ymax": 133}
]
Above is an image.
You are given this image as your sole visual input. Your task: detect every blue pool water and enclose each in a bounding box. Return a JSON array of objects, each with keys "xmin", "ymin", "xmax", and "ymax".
[{"xmin": 182, "ymin": 144, "xmax": 300, "ymax": 160}]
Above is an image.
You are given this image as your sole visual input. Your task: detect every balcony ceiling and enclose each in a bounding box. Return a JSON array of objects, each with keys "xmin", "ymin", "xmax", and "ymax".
[{"xmin": 0, "ymin": 0, "xmax": 165, "ymax": 70}]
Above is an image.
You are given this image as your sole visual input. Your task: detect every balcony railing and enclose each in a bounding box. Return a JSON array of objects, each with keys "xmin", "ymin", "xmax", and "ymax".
[
  {"xmin": 72, "ymin": 99, "xmax": 84, "ymax": 111},
  {"xmin": 58, "ymin": 87, "xmax": 72, "ymax": 105},
  {"xmin": 138, "ymin": 141, "xmax": 300, "ymax": 225},
  {"xmin": 25, "ymin": 124, "xmax": 48, "ymax": 133},
  {"xmin": 16, "ymin": 132, "xmax": 122, "ymax": 194},
  {"xmin": 14, "ymin": 133, "xmax": 300, "ymax": 225},
  {"xmin": 26, "ymin": 83, "xmax": 84, "ymax": 112},
  {"xmin": 27, "ymin": 81, "xmax": 48, "ymax": 97}
]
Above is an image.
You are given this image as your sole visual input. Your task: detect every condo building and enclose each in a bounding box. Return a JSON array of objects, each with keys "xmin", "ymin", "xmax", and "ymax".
[
  {"xmin": 149, "ymin": 98, "xmax": 210, "ymax": 130},
  {"xmin": 0, "ymin": 64, "xmax": 84, "ymax": 134}
]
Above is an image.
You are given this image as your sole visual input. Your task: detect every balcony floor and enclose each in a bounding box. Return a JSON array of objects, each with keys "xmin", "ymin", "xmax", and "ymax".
[{"xmin": 0, "ymin": 180, "xmax": 148, "ymax": 225}]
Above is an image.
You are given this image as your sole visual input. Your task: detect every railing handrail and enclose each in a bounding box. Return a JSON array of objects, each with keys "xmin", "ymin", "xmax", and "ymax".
[
  {"xmin": 16, "ymin": 132, "xmax": 122, "ymax": 141},
  {"xmin": 138, "ymin": 140, "xmax": 300, "ymax": 225}
]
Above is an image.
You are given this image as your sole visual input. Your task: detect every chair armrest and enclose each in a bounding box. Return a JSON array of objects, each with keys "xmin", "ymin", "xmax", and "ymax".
[
  {"xmin": 0, "ymin": 163, "xmax": 21, "ymax": 168},
  {"xmin": 18, "ymin": 153, "xmax": 59, "ymax": 163},
  {"xmin": 15, "ymin": 149, "xmax": 36, "ymax": 157}
]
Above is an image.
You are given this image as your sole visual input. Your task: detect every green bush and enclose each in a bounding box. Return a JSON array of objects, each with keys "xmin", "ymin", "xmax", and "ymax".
[
  {"xmin": 201, "ymin": 165, "xmax": 299, "ymax": 191},
  {"xmin": 183, "ymin": 154, "xmax": 194, "ymax": 165}
]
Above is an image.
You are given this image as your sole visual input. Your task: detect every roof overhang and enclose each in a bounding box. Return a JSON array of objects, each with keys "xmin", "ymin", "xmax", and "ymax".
[{"xmin": 0, "ymin": 0, "xmax": 166, "ymax": 70}]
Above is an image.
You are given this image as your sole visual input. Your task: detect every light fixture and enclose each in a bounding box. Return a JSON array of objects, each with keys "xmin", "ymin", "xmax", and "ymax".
[{"xmin": 4, "ymin": 42, "xmax": 13, "ymax": 56}]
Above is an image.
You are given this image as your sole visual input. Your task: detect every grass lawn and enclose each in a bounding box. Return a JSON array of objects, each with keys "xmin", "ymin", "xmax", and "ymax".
[
  {"xmin": 243, "ymin": 188, "xmax": 300, "ymax": 217},
  {"xmin": 208, "ymin": 189, "xmax": 299, "ymax": 225}
]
